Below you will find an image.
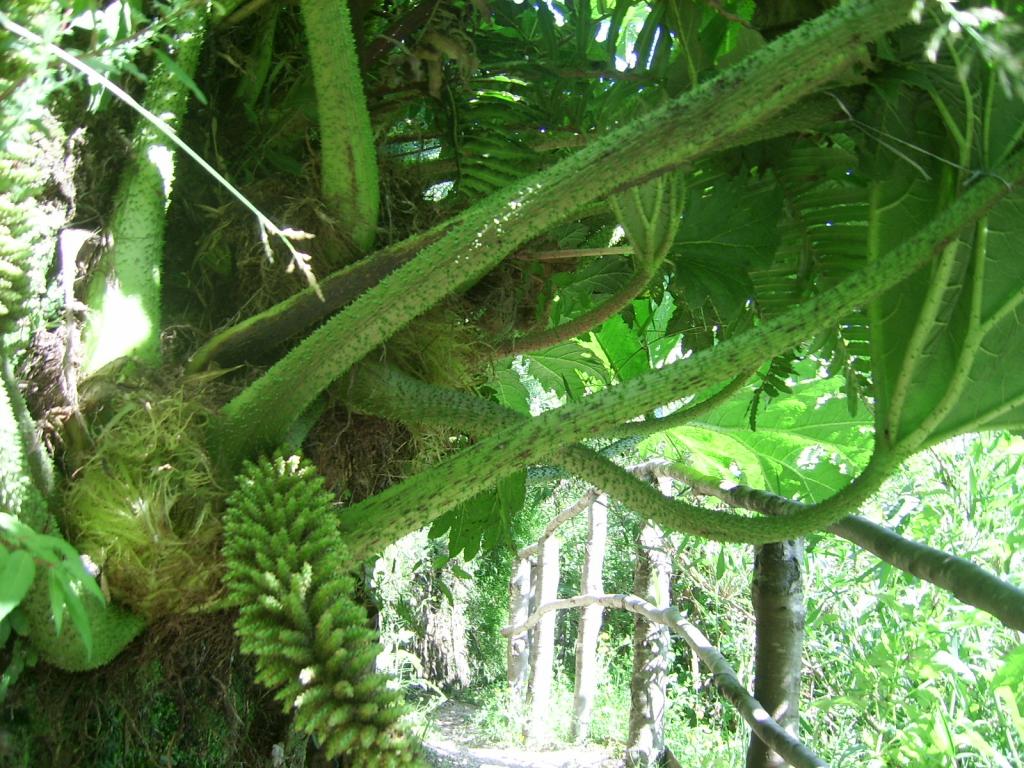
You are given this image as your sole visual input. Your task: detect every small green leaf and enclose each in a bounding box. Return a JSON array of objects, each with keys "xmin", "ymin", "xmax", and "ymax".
[
  {"xmin": 47, "ymin": 569, "xmax": 65, "ymax": 636},
  {"xmin": 9, "ymin": 606, "xmax": 28, "ymax": 637},
  {"xmin": 63, "ymin": 585, "xmax": 94, "ymax": 661},
  {"xmin": 715, "ymin": 547, "xmax": 727, "ymax": 580},
  {"xmin": 993, "ymin": 645, "xmax": 1024, "ymax": 690},
  {"xmin": 0, "ymin": 551, "xmax": 35, "ymax": 624}
]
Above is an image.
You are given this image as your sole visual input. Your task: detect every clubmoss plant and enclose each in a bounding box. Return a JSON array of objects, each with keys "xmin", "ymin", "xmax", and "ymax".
[{"xmin": 223, "ymin": 452, "xmax": 425, "ymax": 766}]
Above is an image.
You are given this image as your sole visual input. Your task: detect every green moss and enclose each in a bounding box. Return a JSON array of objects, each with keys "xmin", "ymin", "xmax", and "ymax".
[
  {"xmin": 3, "ymin": 617, "xmax": 285, "ymax": 767},
  {"xmin": 62, "ymin": 384, "xmax": 224, "ymax": 619}
]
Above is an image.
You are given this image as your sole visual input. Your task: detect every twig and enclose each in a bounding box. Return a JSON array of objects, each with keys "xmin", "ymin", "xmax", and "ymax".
[
  {"xmin": 667, "ymin": 467, "xmax": 1024, "ymax": 632},
  {"xmin": 518, "ymin": 489, "xmax": 601, "ymax": 559},
  {"xmin": 512, "ymin": 246, "xmax": 634, "ymax": 262}
]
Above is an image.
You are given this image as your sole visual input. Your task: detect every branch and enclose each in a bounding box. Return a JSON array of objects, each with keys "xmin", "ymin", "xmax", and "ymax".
[
  {"xmin": 338, "ymin": 362, "xmax": 859, "ymax": 552},
  {"xmin": 211, "ymin": 0, "xmax": 920, "ymax": 463},
  {"xmin": 493, "ymin": 267, "xmax": 658, "ymax": 358},
  {"xmin": 518, "ymin": 489, "xmax": 601, "ymax": 559},
  {"xmin": 512, "ymin": 246, "xmax": 634, "ymax": 261},
  {"xmin": 670, "ymin": 468, "xmax": 1024, "ymax": 632},
  {"xmin": 502, "ymin": 593, "xmax": 828, "ymax": 768}
]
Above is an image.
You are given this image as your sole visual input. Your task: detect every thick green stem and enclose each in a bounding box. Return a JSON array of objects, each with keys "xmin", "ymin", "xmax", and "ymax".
[
  {"xmin": 300, "ymin": 0, "xmax": 379, "ymax": 254},
  {"xmin": 339, "ymin": 363, "xmax": 882, "ymax": 549},
  {"xmin": 81, "ymin": 3, "xmax": 208, "ymax": 374},
  {"xmin": 609, "ymin": 370, "xmax": 754, "ymax": 438},
  {"xmin": 187, "ymin": 226, "xmax": 446, "ymax": 372},
  {"xmin": 334, "ymin": 154, "xmax": 1024, "ymax": 554},
  {"xmin": 212, "ymin": 0, "xmax": 917, "ymax": 465}
]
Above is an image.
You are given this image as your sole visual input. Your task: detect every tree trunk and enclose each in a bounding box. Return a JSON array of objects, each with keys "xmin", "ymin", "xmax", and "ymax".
[
  {"xmin": 570, "ymin": 494, "xmax": 609, "ymax": 742},
  {"xmin": 627, "ymin": 518, "xmax": 672, "ymax": 767},
  {"xmin": 508, "ymin": 555, "xmax": 533, "ymax": 702},
  {"xmin": 525, "ymin": 534, "xmax": 560, "ymax": 745},
  {"xmin": 746, "ymin": 540, "xmax": 806, "ymax": 768}
]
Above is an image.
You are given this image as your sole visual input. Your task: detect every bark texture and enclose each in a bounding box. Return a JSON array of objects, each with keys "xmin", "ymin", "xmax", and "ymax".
[
  {"xmin": 525, "ymin": 534, "xmax": 560, "ymax": 745},
  {"xmin": 507, "ymin": 555, "xmax": 533, "ymax": 701},
  {"xmin": 747, "ymin": 540, "xmax": 806, "ymax": 768},
  {"xmin": 570, "ymin": 495, "xmax": 608, "ymax": 742},
  {"xmin": 627, "ymin": 521, "xmax": 672, "ymax": 767}
]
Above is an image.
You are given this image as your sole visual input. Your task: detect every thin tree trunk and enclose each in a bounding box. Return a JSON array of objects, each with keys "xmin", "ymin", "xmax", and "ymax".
[
  {"xmin": 525, "ymin": 534, "xmax": 560, "ymax": 745},
  {"xmin": 746, "ymin": 540, "xmax": 806, "ymax": 768},
  {"xmin": 627, "ymin": 518, "xmax": 672, "ymax": 766},
  {"xmin": 508, "ymin": 555, "xmax": 533, "ymax": 702},
  {"xmin": 570, "ymin": 494, "xmax": 609, "ymax": 742},
  {"xmin": 503, "ymin": 593, "xmax": 827, "ymax": 768}
]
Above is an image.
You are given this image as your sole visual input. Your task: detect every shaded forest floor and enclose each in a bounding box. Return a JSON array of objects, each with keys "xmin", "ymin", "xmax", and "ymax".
[{"xmin": 422, "ymin": 699, "xmax": 621, "ymax": 768}]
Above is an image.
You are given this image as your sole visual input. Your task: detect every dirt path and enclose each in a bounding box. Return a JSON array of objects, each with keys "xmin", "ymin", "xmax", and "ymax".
[{"xmin": 422, "ymin": 700, "xmax": 621, "ymax": 768}]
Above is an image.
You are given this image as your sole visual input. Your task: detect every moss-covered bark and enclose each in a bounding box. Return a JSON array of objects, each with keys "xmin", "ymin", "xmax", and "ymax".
[{"xmin": 2, "ymin": 353, "xmax": 145, "ymax": 672}]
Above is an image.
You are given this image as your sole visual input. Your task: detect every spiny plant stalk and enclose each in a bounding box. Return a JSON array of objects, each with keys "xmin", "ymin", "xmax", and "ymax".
[
  {"xmin": 212, "ymin": 0, "xmax": 918, "ymax": 465},
  {"xmin": 223, "ymin": 453, "xmax": 424, "ymax": 766},
  {"xmin": 341, "ymin": 362, "xmax": 895, "ymax": 549},
  {"xmin": 81, "ymin": 2, "xmax": 209, "ymax": 374},
  {"xmin": 334, "ymin": 152, "xmax": 1024, "ymax": 553},
  {"xmin": 300, "ymin": 0, "xmax": 379, "ymax": 256}
]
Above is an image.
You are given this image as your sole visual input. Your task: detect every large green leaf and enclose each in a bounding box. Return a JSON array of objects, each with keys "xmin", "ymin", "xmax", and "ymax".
[
  {"xmin": 866, "ymin": 71, "xmax": 1024, "ymax": 454},
  {"xmin": 671, "ymin": 168, "xmax": 783, "ymax": 322},
  {"xmin": 645, "ymin": 369, "xmax": 873, "ymax": 502},
  {"xmin": 592, "ymin": 315, "xmax": 648, "ymax": 383},
  {"xmin": 552, "ymin": 256, "xmax": 634, "ymax": 322},
  {"xmin": 522, "ymin": 341, "xmax": 609, "ymax": 400}
]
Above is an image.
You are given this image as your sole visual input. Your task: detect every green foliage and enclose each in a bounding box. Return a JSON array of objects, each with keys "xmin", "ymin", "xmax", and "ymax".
[
  {"xmin": 648, "ymin": 362, "xmax": 873, "ymax": 502},
  {"xmin": 0, "ymin": 3, "xmax": 65, "ymax": 346},
  {"xmin": 5, "ymin": 0, "xmax": 1024, "ymax": 762},
  {"xmin": 430, "ymin": 470, "xmax": 526, "ymax": 560},
  {"xmin": 803, "ymin": 433, "xmax": 1024, "ymax": 766},
  {"xmin": 670, "ymin": 167, "xmax": 783, "ymax": 329},
  {"xmin": 223, "ymin": 452, "xmax": 424, "ymax": 765}
]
